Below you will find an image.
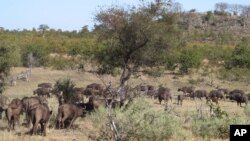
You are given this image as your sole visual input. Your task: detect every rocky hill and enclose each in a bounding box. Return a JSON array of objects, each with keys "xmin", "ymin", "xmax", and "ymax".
[{"xmin": 178, "ymin": 12, "xmax": 250, "ymax": 42}]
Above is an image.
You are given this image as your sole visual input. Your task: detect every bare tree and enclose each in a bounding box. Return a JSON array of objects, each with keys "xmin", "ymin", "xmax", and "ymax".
[
  {"xmin": 169, "ymin": 2, "xmax": 182, "ymax": 13},
  {"xmin": 229, "ymin": 4, "xmax": 243, "ymax": 15},
  {"xmin": 215, "ymin": 2, "xmax": 229, "ymax": 13},
  {"xmin": 27, "ymin": 52, "xmax": 35, "ymax": 69},
  {"xmin": 241, "ymin": 6, "xmax": 250, "ymax": 27}
]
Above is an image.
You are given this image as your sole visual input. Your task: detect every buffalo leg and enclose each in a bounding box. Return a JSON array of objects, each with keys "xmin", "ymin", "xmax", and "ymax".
[
  {"xmin": 40, "ymin": 122, "xmax": 44, "ymax": 136},
  {"xmin": 43, "ymin": 122, "xmax": 48, "ymax": 136},
  {"xmin": 68, "ymin": 117, "xmax": 77, "ymax": 129}
]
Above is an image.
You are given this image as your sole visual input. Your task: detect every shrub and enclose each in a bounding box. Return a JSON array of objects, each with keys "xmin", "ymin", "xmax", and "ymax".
[
  {"xmin": 97, "ymin": 65, "xmax": 121, "ymax": 76},
  {"xmin": 244, "ymin": 105, "xmax": 250, "ymax": 119},
  {"xmin": 22, "ymin": 44, "xmax": 49, "ymax": 67},
  {"xmin": 216, "ymin": 31, "xmax": 235, "ymax": 45},
  {"xmin": 143, "ymin": 67, "xmax": 165, "ymax": 77},
  {"xmin": 0, "ymin": 43, "xmax": 18, "ymax": 94},
  {"xmin": 179, "ymin": 48, "xmax": 202, "ymax": 74},
  {"xmin": 164, "ymin": 50, "xmax": 180, "ymax": 71},
  {"xmin": 53, "ymin": 78, "xmax": 75, "ymax": 103},
  {"xmin": 90, "ymin": 98, "xmax": 188, "ymax": 141},
  {"xmin": 218, "ymin": 68, "xmax": 250, "ymax": 82},
  {"xmin": 192, "ymin": 104, "xmax": 247, "ymax": 140},
  {"xmin": 49, "ymin": 57, "xmax": 77, "ymax": 70},
  {"xmin": 205, "ymin": 11, "xmax": 213, "ymax": 21},
  {"xmin": 225, "ymin": 37, "xmax": 250, "ymax": 69},
  {"xmin": 68, "ymin": 38, "xmax": 97, "ymax": 57},
  {"xmin": 190, "ymin": 44, "xmax": 232, "ymax": 65}
]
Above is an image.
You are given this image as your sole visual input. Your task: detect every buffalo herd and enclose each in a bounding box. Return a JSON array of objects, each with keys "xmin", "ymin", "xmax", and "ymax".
[{"xmin": 0, "ymin": 82, "xmax": 250, "ymax": 136}]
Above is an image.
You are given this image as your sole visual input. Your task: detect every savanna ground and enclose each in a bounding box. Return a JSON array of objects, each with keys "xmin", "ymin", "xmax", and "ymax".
[{"xmin": 1, "ymin": 67, "xmax": 250, "ymax": 141}]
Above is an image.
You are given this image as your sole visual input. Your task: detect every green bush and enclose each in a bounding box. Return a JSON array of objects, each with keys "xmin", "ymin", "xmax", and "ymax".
[
  {"xmin": 6, "ymin": 44, "xmax": 22, "ymax": 67},
  {"xmin": 192, "ymin": 104, "xmax": 247, "ymax": 140},
  {"xmin": 225, "ymin": 37, "xmax": 250, "ymax": 69},
  {"xmin": 164, "ymin": 44, "xmax": 232, "ymax": 73},
  {"xmin": 205, "ymin": 11, "xmax": 213, "ymax": 21},
  {"xmin": 190, "ymin": 44, "xmax": 232, "ymax": 65},
  {"xmin": 0, "ymin": 43, "xmax": 18, "ymax": 93},
  {"xmin": 179, "ymin": 48, "xmax": 202, "ymax": 74},
  {"xmin": 90, "ymin": 98, "xmax": 188, "ymax": 141},
  {"xmin": 218, "ymin": 67, "xmax": 250, "ymax": 82},
  {"xmin": 53, "ymin": 78, "xmax": 75, "ymax": 103},
  {"xmin": 244, "ymin": 105, "xmax": 250, "ymax": 119},
  {"xmin": 164, "ymin": 50, "xmax": 180, "ymax": 71},
  {"xmin": 49, "ymin": 57, "xmax": 76, "ymax": 70},
  {"xmin": 68, "ymin": 38, "xmax": 97, "ymax": 57},
  {"xmin": 97, "ymin": 65, "xmax": 121, "ymax": 76},
  {"xmin": 216, "ymin": 31, "xmax": 235, "ymax": 45},
  {"xmin": 22, "ymin": 44, "xmax": 49, "ymax": 67}
]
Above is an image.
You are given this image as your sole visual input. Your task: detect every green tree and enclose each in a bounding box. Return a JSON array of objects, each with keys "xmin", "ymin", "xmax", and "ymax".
[
  {"xmin": 0, "ymin": 44, "xmax": 16, "ymax": 94},
  {"xmin": 94, "ymin": 0, "xmax": 179, "ymax": 86},
  {"xmin": 226, "ymin": 38, "xmax": 250, "ymax": 68},
  {"xmin": 179, "ymin": 48, "xmax": 201, "ymax": 74},
  {"xmin": 38, "ymin": 24, "xmax": 49, "ymax": 37}
]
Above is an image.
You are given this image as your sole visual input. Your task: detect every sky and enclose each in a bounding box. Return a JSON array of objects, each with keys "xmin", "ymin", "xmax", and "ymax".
[{"xmin": 0, "ymin": 0, "xmax": 249, "ymax": 31}]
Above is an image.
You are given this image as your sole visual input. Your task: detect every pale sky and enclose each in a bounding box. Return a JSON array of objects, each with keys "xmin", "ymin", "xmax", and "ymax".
[{"xmin": 0, "ymin": 0, "xmax": 249, "ymax": 31}]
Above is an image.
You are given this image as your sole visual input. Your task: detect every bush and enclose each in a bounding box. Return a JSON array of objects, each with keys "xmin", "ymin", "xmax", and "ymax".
[
  {"xmin": 22, "ymin": 44, "xmax": 49, "ymax": 67},
  {"xmin": 53, "ymin": 78, "xmax": 75, "ymax": 103},
  {"xmin": 216, "ymin": 31, "xmax": 235, "ymax": 45},
  {"xmin": 179, "ymin": 48, "xmax": 202, "ymax": 74},
  {"xmin": 164, "ymin": 50, "xmax": 180, "ymax": 71},
  {"xmin": 97, "ymin": 65, "xmax": 121, "ymax": 76},
  {"xmin": 190, "ymin": 44, "xmax": 232, "ymax": 65},
  {"xmin": 164, "ymin": 44, "xmax": 232, "ymax": 73},
  {"xmin": 192, "ymin": 104, "xmax": 247, "ymax": 140},
  {"xmin": 143, "ymin": 67, "xmax": 165, "ymax": 77},
  {"xmin": 0, "ymin": 43, "xmax": 18, "ymax": 94},
  {"xmin": 244, "ymin": 105, "xmax": 250, "ymax": 119},
  {"xmin": 225, "ymin": 37, "xmax": 250, "ymax": 69},
  {"xmin": 90, "ymin": 98, "xmax": 188, "ymax": 141},
  {"xmin": 205, "ymin": 11, "xmax": 213, "ymax": 21},
  {"xmin": 218, "ymin": 68, "xmax": 250, "ymax": 82},
  {"xmin": 49, "ymin": 57, "xmax": 77, "ymax": 70},
  {"xmin": 68, "ymin": 38, "xmax": 97, "ymax": 57}
]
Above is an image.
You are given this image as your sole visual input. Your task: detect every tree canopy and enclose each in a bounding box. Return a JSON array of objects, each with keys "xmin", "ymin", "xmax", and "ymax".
[
  {"xmin": 0, "ymin": 44, "xmax": 16, "ymax": 94},
  {"xmin": 94, "ymin": 0, "xmax": 181, "ymax": 85}
]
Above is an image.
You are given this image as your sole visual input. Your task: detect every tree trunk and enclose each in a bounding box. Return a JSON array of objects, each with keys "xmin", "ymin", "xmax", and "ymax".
[{"xmin": 120, "ymin": 64, "xmax": 131, "ymax": 87}]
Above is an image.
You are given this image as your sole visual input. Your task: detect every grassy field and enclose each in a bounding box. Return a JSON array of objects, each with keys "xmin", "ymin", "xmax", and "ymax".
[{"xmin": 1, "ymin": 67, "xmax": 249, "ymax": 141}]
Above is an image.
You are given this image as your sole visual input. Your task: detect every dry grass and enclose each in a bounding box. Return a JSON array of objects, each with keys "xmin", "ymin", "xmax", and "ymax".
[{"xmin": 1, "ymin": 67, "xmax": 249, "ymax": 141}]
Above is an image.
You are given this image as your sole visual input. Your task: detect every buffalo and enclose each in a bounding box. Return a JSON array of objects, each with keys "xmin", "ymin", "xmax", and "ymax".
[
  {"xmin": 33, "ymin": 87, "xmax": 51, "ymax": 98},
  {"xmin": 0, "ymin": 95, "xmax": 10, "ymax": 119},
  {"xmin": 56, "ymin": 103, "xmax": 85, "ymax": 129},
  {"xmin": 158, "ymin": 87, "xmax": 172, "ymax": 104},
  {"xmin": 30, "ymin": 103, "xmax": 52, "ymax": 136},
  {"xmin": 86, "ymin": 83, "xmax": 103, "ymax": 92},
  {"xmin": 38, "ymin": 83, "xmax": 52, "ymax": 89},
  {"xmin": 178, "ymin": 86, "xmax": 194, "ymax": 96},
  {"xmin": 228, "ymin": 89, "xmax": 245, "ymax": 100},
  {"xmin": 208, "ymin": 90, "xmax": 225, "ymax": 99},
  {"xmin": 6, "ymin": 98, "xmax": 23, "ymax": 131},
  {"xmin": 228, "ymin": 90, "xmax": 248, "ymax": 106},
  {"xmin": 21, "ymin": 96, "xmax": 48, "ymax": 127},
  {"xmin": 194, "ymin": 90, "xmax": 208, "ymax": 100}
]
